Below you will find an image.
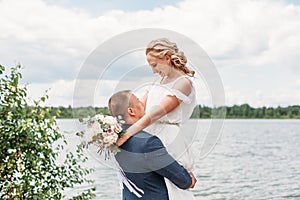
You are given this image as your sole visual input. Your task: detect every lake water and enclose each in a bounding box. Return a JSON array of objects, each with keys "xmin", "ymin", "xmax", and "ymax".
[{"xmin": 57, "ymin": 119, "xmax": 300, "ymax": 200}]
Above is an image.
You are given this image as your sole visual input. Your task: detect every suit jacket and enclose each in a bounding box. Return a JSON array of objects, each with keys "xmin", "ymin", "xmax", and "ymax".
[{"xmin": 115, "ymin": 124, "xmax": 192, "ymax": 200}]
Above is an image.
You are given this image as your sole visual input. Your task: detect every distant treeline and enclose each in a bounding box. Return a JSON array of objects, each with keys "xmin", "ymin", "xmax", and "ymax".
[
  {"xmin": 44, "ymin": 104, "xmax": 300, "ymax": 119},
  {"xmin": 191, "ymin": 104, "xmax": 300, "ymax": 119}
]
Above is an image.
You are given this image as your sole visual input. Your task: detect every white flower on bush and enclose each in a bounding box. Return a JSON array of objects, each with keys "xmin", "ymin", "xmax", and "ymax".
[{"xmin": 103, "ymin": 116, "xmax": 118, "ymax": 125}]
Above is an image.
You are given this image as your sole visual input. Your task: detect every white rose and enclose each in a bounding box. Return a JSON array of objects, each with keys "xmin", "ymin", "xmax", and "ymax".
[
  {"xmin": 103, "ymin": 135, "xmax": 116, "ymax": 146},
  {"xmin": 103, "ymin": 116, "xmax": 118, "ymax": 125},
  {"xmin": 108, "ymin": 135, "xmax": 117, "ymax": 144},
  {"xmin": 102, "ymin": 132, "xmax": 109, "ymax": 137},
  {"xmin": 94, "ymin": 114, "xmax": 104, "ymax": 121},
  {"xmin": 103, "ymin": 136, "xmax": 110, "ymax": 144},
  {"xmin": 112, "ymin": 133, "xmax": 119, "ymax": 141}
]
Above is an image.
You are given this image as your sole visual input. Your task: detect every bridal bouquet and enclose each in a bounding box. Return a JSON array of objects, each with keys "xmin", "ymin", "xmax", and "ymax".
[
  {"xmin": 77, "ymin": 114, "xmax": 125, "ymax": 159},
  {"xmin": 77, "ymin": 114, "xmax": 144, "ymax": 198}
]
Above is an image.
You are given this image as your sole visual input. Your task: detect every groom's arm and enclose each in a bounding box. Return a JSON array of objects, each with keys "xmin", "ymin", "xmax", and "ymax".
[{"xmin": 145, "ymin": 136, "xmax": 192, "ymax": 189}]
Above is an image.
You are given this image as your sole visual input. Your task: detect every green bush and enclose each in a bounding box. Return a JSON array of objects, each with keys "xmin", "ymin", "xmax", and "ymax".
[{"xmin": 0, "ymin": 65, "xmax": 95, "ymax": 199}]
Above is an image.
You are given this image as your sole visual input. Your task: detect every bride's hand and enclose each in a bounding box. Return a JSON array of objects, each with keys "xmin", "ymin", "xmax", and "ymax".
[
  {"xmin": 189, "ymin": 171, "xmax": 197, "ymax": 189},
  {"xmin": 116, "ymin": 133, "xmax": 131, "ymax": 146}
]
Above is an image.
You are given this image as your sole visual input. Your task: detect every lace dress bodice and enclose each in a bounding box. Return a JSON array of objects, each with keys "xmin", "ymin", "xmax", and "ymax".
[{"xmin": 146, "ymin": 75, "xmax": 196, "ymax": 125}]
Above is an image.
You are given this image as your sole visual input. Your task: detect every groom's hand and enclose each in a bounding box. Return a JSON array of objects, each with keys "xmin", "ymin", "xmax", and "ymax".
[{"xmin": 189, "ymin": 172, "xmax": 197, "ymax": 189}]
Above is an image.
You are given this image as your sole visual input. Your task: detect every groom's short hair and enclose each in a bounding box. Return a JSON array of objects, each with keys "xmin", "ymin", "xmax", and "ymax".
[{"xmin": 108, "ymin": 90, "xmax": 132, "ymax": 119}]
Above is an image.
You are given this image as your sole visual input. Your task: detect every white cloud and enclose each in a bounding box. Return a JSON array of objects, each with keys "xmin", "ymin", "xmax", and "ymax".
[
  {"xmin": 1, "ymin": 0, "xmax": 299, "ymax": 106},
  {"xmin": 26, "ymin": 79, "xmax": 119, "ymax": 107},
  {"xmin": 224, "ymin": 86, "xmax": 300, "ymax": 107},
  {"xmin": 25, "ymin": 79, "xmax": 74, "ymax": 106}
]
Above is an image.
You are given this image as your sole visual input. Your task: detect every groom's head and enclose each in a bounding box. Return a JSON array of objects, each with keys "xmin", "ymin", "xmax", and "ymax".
[{"xmin": 108, "ymin": 90, "xmax": 145, "ymax": 124}]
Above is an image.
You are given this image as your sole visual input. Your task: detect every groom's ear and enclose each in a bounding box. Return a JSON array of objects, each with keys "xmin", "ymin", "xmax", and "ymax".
[{"xmin": 127, "ymin": 107, "xmax": 135, "ymax": 116}]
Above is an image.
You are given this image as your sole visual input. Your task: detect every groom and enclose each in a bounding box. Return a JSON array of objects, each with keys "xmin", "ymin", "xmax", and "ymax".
[{"xmin": 108, "ymin": 90, "xmax": 196, "ymax": 200}]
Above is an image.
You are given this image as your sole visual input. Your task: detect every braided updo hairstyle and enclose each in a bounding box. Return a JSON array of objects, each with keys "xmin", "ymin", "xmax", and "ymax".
[{"xmin": 146, "ymin": 38, "xmax": 195, "ymax": 77}]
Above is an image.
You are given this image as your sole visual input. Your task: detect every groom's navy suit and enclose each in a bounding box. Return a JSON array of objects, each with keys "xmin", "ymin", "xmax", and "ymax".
[{"xmin": 115, "ymin": 125, "xmax": 192, "ymax": 200}]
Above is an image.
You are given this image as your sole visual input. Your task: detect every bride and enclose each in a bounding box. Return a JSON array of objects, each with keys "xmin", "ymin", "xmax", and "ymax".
[{"xmin": 117, "ymin": 38, "xmax": 197, "ymax": 199}]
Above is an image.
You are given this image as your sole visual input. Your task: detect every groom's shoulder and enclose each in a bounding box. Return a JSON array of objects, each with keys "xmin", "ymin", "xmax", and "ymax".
[
  {"xmin": 133, "ymin": 131, "xmax": 165, "ymax": 152},
  {"xmin": 135, "ymin": 130, "xmax": 160, "ymax": 142},
  {"xmin": 136, "ymin": 130, "xmax": 153, "ymax": 137}
]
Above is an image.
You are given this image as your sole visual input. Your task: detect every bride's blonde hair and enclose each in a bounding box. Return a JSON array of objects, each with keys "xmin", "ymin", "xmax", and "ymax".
[{"xmin": 146, "ymin": 38, "xmax": 195, "ymax": 77}]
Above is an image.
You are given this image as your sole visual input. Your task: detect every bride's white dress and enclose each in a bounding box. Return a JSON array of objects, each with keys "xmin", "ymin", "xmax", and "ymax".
[{"xmin": 145, "ymin": 75, "xmax": 196, "ymax": 200}]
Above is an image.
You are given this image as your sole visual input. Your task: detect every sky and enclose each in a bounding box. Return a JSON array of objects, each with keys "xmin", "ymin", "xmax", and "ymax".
[{"xmin": 0, "ymin": 0, "xmax": 299, "ymax": 107}]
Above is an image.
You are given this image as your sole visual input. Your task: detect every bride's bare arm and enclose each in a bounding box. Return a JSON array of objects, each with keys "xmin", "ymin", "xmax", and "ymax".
[
  {"xmin": 140, "ymin": 91, "xmax": 148, "ymax": 109},
  {"xmin": 140, "ymin": 78, "xmax": 159, "ymax": 109},
  {"xmin": 116, "ymin": 95, "xmax": 180, "ymax": 146},
  {"xmin": 116, "ymin": 77, "xmax": 193, "ymax": 146}
]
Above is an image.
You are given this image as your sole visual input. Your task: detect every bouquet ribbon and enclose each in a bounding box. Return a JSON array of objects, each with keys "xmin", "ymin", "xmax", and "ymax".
[{"xmin": 112, "ymin": 156, "xmax": 144, "ymax": 198}]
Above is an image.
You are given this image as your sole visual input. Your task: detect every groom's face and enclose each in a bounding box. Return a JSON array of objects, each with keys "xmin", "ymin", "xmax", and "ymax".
[{"xmin": 129, "ymin": 93, "xmax": 145, "ymax": 120}]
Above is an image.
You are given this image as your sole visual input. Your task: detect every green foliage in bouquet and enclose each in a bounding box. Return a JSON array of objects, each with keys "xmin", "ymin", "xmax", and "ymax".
[{"xmin": 0, "ymin": 65, "xmax": 96, "ymax": 199}]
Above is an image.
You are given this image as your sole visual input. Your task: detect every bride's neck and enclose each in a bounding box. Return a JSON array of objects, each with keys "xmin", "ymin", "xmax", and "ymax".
[{"xmin": 165, "ymin": 69, "xmax": 185, "ymax": 81}]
